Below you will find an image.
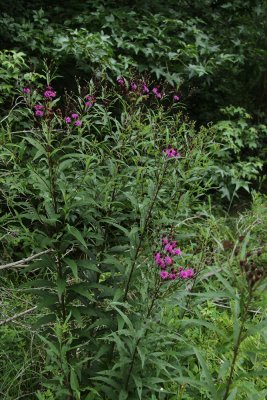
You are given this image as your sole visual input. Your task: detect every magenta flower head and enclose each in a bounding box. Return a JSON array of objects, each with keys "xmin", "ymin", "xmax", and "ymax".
[
  {"xmin": 23, "ymin": 87, "xmax": 30, "ymax": 94},
  {"xmin": 163, "ymin": 147, "xmax": 181, "ymax": 158},
  {"xmin": 85, "ymin": 101, "xmax": 92, "ymax": 108},
  {"xmin": 173, "ymin": 95, "xmax": 180, "ymax": 102},
  {"xmin": 152, "ymin": 87, "xmax": 162, "ymax": 99},
  {"xmin": 35, "ymin": 110, "xmax": 44, "ymax": 117},
  {"xmin": 34, "ymin": 104, "xmax": 44, "ymax": 110},
  {"xmin": 172, "ymin": 248, "xmax": 182, "ymax": 256},
  {"xmin": 142, "ymin": 83, "xmax": 149, "ymax": 94},
  {"xmin": 74, "ymin": 120, "xmax": 82, "ymax": 127},
  {"xmin": 65, "ymin": 117, "xmax": 71, "ymax": 124},
  {"xmin": 44, "ymin": 88, "xmax": 56, "ymax": 100},
  {"xmin": 179, "ymin": 268, "xmax": 194, "ymax": 279},
  {"xmin": 164, "ymin": 256, "xmax": 173, "ymax": 266},
  {"xmin": 117, "ymin": 77, "xmax": 125, "ymax": 86},
  {"xmin": 71, "ymin": 113, "xmax": 79, "ymax": 119},
  {"xmin": 162, "ymin": 237, "xmax": 169, "ymax": 245},
  {"xmin": 130, "ymin": 82, "xmax": 137, "ymax": 91},
  {"xmin": 160, "ymin": 270, "xmax": 169, "ymax": 280},
  {"xmin": 85, "ymin": 95, "xmax": 96, "ymax": 103}
]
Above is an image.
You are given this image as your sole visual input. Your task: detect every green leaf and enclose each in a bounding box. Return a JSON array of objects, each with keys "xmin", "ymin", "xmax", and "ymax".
[
  {"xmin": 194, "ymin": 347, "xmax": 218, "ymax": 399},
  {"xmin": 66, "ymin": 258, "xmax": 78, "ymax": 279},
  {"xmin": 226, "ymin": 387, "xmax": 238, "ymax": 400},
  {"xmin": 70, "ymin": 367, "xmax": 80, "ymax": 393},
  {"xmin": 67, "ymin": 224, "xmax": 88, "ymax": 248}
]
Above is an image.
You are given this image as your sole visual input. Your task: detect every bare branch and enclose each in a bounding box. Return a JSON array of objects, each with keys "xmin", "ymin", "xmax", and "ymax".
[
  {"xmin": 0, "ymin": 249, "xmax": 54, "ymax": 271},
  {"xmin": 0, "ymin": 306, "xmax": 37, "ymax": 326}
]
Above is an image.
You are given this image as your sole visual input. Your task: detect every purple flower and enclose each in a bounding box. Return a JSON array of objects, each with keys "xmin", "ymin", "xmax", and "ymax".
[
  {"xmin": 65, "ymin": 117, "xmax": 71, "ymax": 124},
  {"xmin": 169, "ymin": 273, "xmax": 177, "ymax": 280},
  {"xmin": 162, "ymin": 237, "xmax": 169, "ymax": 245},
  {"xmin": 179, "ymin": 268, "xmax": 194, "ymax": 279},
  {"xmin": 164, "ymin": 243, "xmax": 173, "ymax": 253},
  {"xmin": 23, "ymin": 87, "xmax": 30, "ymax": 94},
  {"xmin": 165, "ymin": 256, "xmax": 173, "ymax": 266},
  {"xmin": 160, "ymin": 270, "xmax": 169, "ymax": 280},
  {"xmin": 71, "ymin": 113, "xmax": 79, "ymax": 119},
  {"xmin": 155, "ymin": 253, "xmax": 165, "ymax": 268},
  {"xmin": 35, "ymin": 110, "xmax": 44, "ymax": 117},
  {"xmin": 172, "ymin": 248, "xmax": 182, "ymax": 256},
  {"xmin": 85, "ymin": 101, "xmax": 92, "ymax": 108},
  {"xmin": 85, "ymin": 95, "xmax": 96, "ymax": 104},
  {"xmin": 142, "ymin": 83, "xmax": 149, "ymax": 94},
  {"xmin": 44, "ymin": 88, "xmax": 56, "ymax": 99},
  {"xmin": 163, "ymin": 147, "xmax": 181, "ymax": 158},
  {"xmin": 117, "ymin": 77, "xmax": 125, "ymax": 86},
  {"xmin": 34, "ymin": 104, "xmax": 44, "ymax": 110},
  {"xmin": 152, "ymin": 87, "xmax": 162, "ymax": 99},
  {"xmin": 74, "ymin": 120, "xmax": 82, "ymax": 127},
  {"xmin": 155, "ymin": 252, "xmax": 162, "ymax": 262},
  {"xmin": 173, "ymin": 95, "xmax": 180, "ymax": 102},
  {"xmin": 130, "ymin": 82, "xmax": 137, "ymax": 91}
]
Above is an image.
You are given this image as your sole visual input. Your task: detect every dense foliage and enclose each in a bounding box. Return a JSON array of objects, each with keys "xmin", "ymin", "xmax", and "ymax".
[{"xmin": 0, "ymin": 1, "xmax": 267, "ymax": 399}]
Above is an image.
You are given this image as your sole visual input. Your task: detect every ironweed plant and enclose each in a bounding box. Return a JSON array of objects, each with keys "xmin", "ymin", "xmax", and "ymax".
[{"xmin": 1, "ymin": 71, "xmax": 267, "ymax": 400}]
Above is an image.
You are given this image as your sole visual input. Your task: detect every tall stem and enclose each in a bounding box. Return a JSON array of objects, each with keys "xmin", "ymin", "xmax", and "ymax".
[
  {"xmin": 124, "ymin": 282, "xmax": 161, "ymax": 391},
  {"xmin": 222, "ymin": 289, "xmax": 252, "ymax": 400},
  {"xmin": 123, "ymin": 161, "xmax": 168, "ymax": 301}
]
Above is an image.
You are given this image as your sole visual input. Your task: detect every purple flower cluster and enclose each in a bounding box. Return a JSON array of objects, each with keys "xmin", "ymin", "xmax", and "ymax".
[
  {"xmin": 65, "ymin": 113, "xmax": 82, "ymax": 126},
  {"xmin": 85, "ymin": 95, "xmax": 96, "ymax": 108},
  {"xmin": 154, "ymin": 237, "xmax": 194, "ymax": 281},
  {"xmin": 34, "ymin": 104, "xmax": 44, "ymax": 117},
  {"xmin": 163, "ymin": 147, "xmax": 181, "ymax": 158},
  {"xmin": 44, "ymin": 86, "xmax": 57, "ymax": 100},
  {"xmin": 116, "ymin": 77, "xmax": 180, "ymax": 102}
]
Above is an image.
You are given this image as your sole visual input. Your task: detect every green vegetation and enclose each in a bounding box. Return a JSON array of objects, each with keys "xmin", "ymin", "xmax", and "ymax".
[{"xmin": 0, "ymin": 1, "xmax": 267, "ymax": 399}]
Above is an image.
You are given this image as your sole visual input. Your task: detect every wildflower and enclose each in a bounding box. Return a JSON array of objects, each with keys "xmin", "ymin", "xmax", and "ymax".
[
  {"xmin": 85, "ymin": 95, "xmax": 96, "ymax": 103},
  {"xmin": 142, "ymin": 83, "xmax": 149, "ymax": 94},
  {"xmin": 162, "ymin": 237, "xmax": 169, "ymax": 245},
  {"xmin": 155, "ymin": 253, "xmax": 166, "ymax": 268},
  {"xmin": 85, "ymin": 101, "xmax": 92, "ymax": 107},
  {"xmin": 179, "ymin": 268, "xmax": 194, "ymax": 279},
  {"xmin": 160, "ymin": 270, "xmax": 169, "ymax": 280},
  {"xmin": 163, "ymin": 147, "xmax": 181, "ymax": 158},
  {"xmin": 152, "ymin": 87, "xmax": 162, "ymax": 99},
  {"xmin": 173, "ymin": 95, "xmax": 180, "ymax": 102},
  {"xmin": 34, "ymin": 104, "xmax": 44, "ymax": 110},
  {"xmin": 169, "ymin": 273, "xmax": 177, "ymax": 280},
  {"xmin": 23, "ymin": 87, "xmax": 30, "ymax": 94},
  {"xmin": 172, "ymin": 248, "xmax": 182, "ymax": 256},
  {"xmin": 130, "ymin": 82, "xmax": 137, "ymax": 91},
  {"xmin": 164, "ymin": 243, "xmax": 173, "ymax": 253},
  {"xmin": 164, "ymin": 256, "xmax": 173, "ymax": 266},
  {"xmin": 44, "ymin": 88, "xmax": 56, "ymax": 99},
  {"xmin": 35, "ymin": 110, "xmax": 44, "ymax": 117},
  {"xmin": 65, "ymin": 117, "xmax": 71, "ymax": 124},
  {"xmin": 74, "ymin": 120, "xmax": 82, "ymax": 127},
  {"xmin": 117, "ymin": 77, "xmax": 125, "ymax": 86},
  {"xmin": 71, "ymin": 113, "xmax": 79, "ymax": 119}
]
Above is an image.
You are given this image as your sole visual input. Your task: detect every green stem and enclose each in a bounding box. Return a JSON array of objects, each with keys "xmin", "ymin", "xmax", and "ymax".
[
  {"xmin": 124, "ymin": 282, "xmax": 161, "ymax": 391},
  {"xmin": 123, "ymin": 161, "xmax": 168, "ymax": 301},
  {"xmin": 222, "ymin": 289, "xmax": 252, "ymax": 400}
]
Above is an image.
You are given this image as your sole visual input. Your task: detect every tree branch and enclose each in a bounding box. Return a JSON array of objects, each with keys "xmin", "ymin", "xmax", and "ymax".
[
  {"xmin": 0, "ymin": 249, "xmax": 54, "ymax": 271},
  {"xmin": 0, "ymin": 306, "xmax": 37, "ymax": 326}
]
